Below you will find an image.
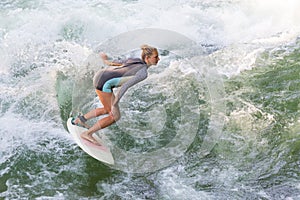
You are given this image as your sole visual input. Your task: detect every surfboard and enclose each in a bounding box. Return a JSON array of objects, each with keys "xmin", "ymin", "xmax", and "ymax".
[{"xmin": 66, "ymin": 117, "xmax": 114, "ymax": 165}]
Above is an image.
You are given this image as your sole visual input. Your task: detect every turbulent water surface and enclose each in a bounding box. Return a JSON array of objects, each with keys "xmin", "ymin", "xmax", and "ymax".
[{"xmin": 0, "ymin": 0, "xmax": 300, "ymax": 199}]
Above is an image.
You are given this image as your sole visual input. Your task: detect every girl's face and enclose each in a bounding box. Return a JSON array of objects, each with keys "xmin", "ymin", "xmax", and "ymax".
[{"xmin": 145, "ymin": 50, "xmax": 160, "ymax": 66}]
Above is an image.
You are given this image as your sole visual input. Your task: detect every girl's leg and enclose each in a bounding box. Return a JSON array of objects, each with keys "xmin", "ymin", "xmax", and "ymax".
[
  {"xmin": 81, "ymin": 90, "xmax": 119, "ymax": 144},
  {"xmin": 80, "ymin": 107, "xmax": 108, "ymax": 120},
  {"xmin": 74, "ymin": 91, "xmax": 110, "ymax": 127}
]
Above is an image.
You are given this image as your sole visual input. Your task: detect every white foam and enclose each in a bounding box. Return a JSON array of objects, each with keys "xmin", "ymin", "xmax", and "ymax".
[
  {"xmin": 156, "ymin": 166, "xmax": 212, "ymax": 200},
  {"xmin": 1, "ymin": 0, "xmax": 300, "ymax": 198}
]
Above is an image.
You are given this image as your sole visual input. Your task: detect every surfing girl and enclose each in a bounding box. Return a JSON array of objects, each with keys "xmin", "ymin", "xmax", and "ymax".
[{"xmin": 73, "ymin": 45, "xmax": 160, "ymax": 144}]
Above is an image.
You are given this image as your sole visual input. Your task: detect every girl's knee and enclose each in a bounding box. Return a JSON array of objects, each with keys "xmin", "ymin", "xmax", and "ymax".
[{"xmin": 110, "ymin": 112, "xmax": 121, "ymax": 122}]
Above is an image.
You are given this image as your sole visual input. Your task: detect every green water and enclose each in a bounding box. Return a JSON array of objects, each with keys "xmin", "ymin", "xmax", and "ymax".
[
  {"xmin": 216, "ymin": 44, "xmax": 300, "ymax": 197},
  {"xmin": 1, "ymin": 42, "xmax": 299, "ymax": 199},
  {"xmin": 1, "ymin": 0, "xmax": 300, "ymax": 199},
  {"xmin": 51, "ymin": 43, "xmax": 300, "ymax": 199}
]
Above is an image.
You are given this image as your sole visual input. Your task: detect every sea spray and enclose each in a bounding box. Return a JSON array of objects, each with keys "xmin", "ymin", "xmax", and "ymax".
[{"xmin": 0, "ymin": 0, "xmax": 300, "ymax": 199}]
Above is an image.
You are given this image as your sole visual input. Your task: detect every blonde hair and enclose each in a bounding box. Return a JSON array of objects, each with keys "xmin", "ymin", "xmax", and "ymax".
[{"xmin": 141, "ymin": 44, "xmax": 157, "ymax": 61}]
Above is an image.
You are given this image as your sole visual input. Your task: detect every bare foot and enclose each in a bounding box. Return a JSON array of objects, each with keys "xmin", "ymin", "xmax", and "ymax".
[
  {"xmin": 74, "ymin": 118, "xmax": 91, "ymax": 129},
  {"xmin": 80, "ymin": 132, "xmax": 101, "ymax": 145}
]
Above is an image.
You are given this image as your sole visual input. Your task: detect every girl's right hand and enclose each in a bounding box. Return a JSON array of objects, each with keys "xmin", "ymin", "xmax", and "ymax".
[{"xmin": 100, "ymin": 52, "xmax": 108, "ymax": 61}]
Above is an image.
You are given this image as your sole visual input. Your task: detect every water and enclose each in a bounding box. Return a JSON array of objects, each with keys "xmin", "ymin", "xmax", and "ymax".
[{"xmin": 1, "ymin": 0, "xmax": 300, "ymax": 199}]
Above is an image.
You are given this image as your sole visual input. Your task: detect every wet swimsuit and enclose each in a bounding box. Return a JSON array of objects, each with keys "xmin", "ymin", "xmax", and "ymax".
[{"xmin": 93, "ymin": 58, "xmax": 148, "ymax": 102}]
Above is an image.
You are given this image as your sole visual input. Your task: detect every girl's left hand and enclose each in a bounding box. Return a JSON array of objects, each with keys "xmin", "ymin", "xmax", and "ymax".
[{"xmin": 111, "ymin": 104, "xmax": 120, "ymax": 121}]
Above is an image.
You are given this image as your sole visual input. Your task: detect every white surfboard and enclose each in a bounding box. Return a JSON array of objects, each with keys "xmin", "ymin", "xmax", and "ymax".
[{"xmin": 67, "ymin": 117, "xmax": 114, "ymax": 165}]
